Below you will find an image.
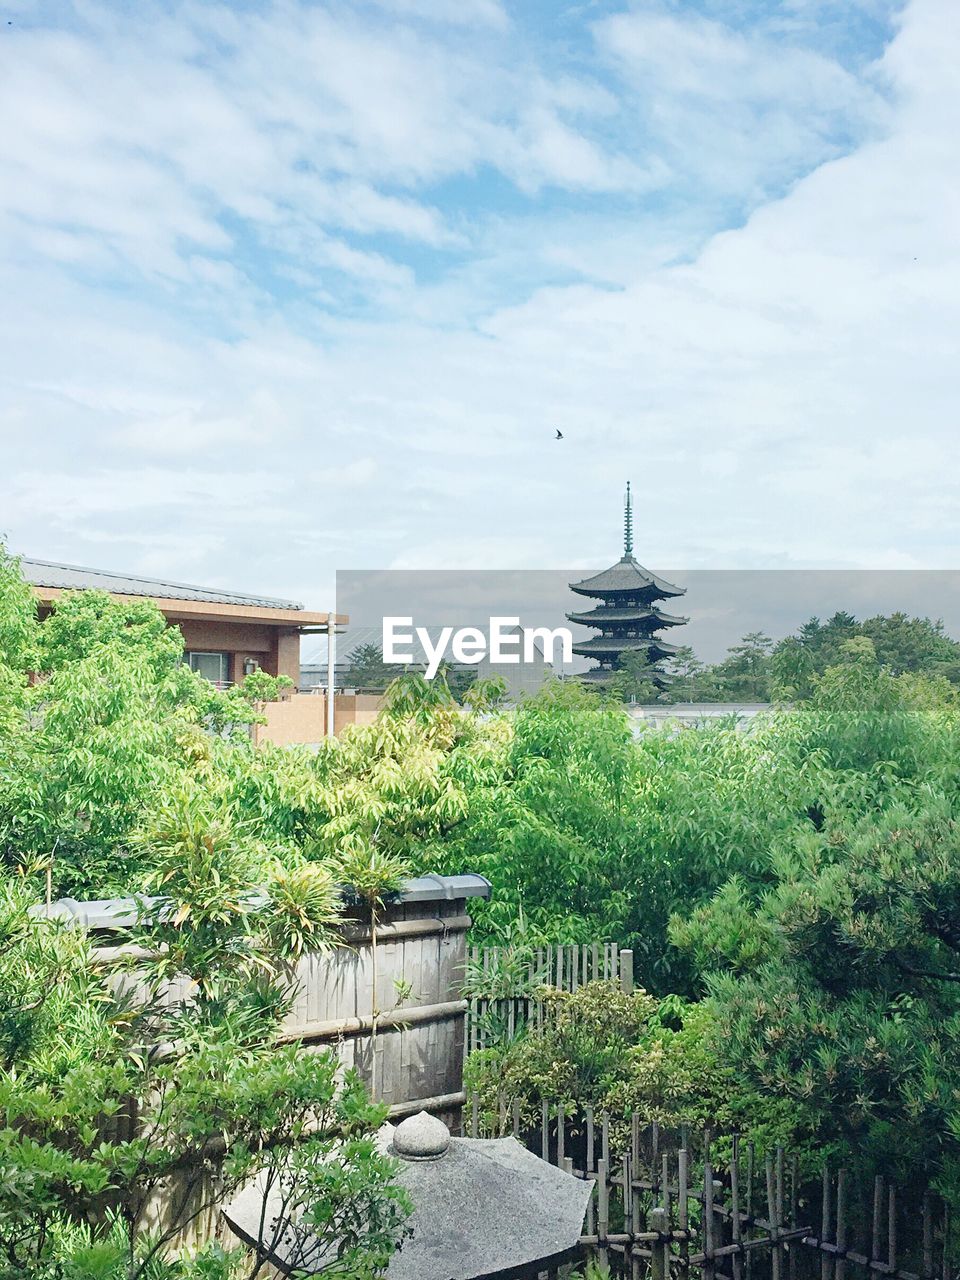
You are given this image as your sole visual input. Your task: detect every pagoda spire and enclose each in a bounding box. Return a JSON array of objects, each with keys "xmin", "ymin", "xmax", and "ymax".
[{"xmin": 624, "ymin": 481, "xmax": 633, "ymax": 557}]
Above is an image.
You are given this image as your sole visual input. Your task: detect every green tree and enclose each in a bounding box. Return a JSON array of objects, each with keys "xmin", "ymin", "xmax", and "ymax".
[
  {"xmin": 670, "ymin": 652, "xmax": 960, "ymax": 1195},
  {"xmin": 769, "ymin": 611, "xmax": 960, "ymax": 696},
  {"xmin": 769, "ymin": 635, "xmax": 817, "ymax": 700},
  {"xmin": 466, "ymin": 981, "xmax": 799, "ymax": 1161},
  {"xmin": 606, "ymin": 649, "xmax": 662, "ymax": 704},
  {"xmin": 711, "ymin": 631, "xmax": 773, "ymax": 699},
  {"xmin": 860, "ymin": 611, "xmax": 960, "ymax": 678},
  {"xmin": 0, "ymin": 875, "xmax": 410, "ymax": 1280},
  {"xmin": 235, "ymin": 667, "xmax": 294, "ymax": 704},
  {"xmin": 0, "ymin": 574, "xmax": 261, "ymax": 898},
  {"xmin": 342, "ymin": 644, "xmax": 395, "ymax": 692},
  {"xmin": 673, "ymin": 801, "xmax": 960, "ymax": 1195},
  {"xmin": 659, "ymin": 645, "xmax": 721, "ymax": 702}
]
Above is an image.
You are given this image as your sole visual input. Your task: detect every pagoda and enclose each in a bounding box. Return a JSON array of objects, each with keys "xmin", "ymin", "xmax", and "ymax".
[{"xmin": 567, "ymin": 483, "xmax": 687, "ymax": 687}]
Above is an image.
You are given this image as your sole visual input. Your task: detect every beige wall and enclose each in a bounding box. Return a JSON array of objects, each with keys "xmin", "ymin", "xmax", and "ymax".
[
  {"xmin": 272, "ymin": 628, "xmax": 301, "ymax": 683},
  {"xmin": 253, "ymin": 692, "xmax": 325, "ymax": 747},
  {"xmin": 336, "ymin": 691, "xmax": 383, "ymax": 733},
  {"xmin": 253, "ymin": 692, "xmax": 384, "ymax": 747}
]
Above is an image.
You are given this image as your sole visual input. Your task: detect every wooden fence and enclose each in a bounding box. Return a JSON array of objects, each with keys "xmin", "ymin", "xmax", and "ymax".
[
  {"xmin": 465, "ymin": 1098, "xmax": 956, "ymax": 1280},
  {"xmin": 464, "ymin": 941, "xmax": 634, "ymax": 1053}
]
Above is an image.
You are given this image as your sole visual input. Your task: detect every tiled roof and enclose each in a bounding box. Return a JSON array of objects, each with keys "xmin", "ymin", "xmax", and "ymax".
[
  {"xmin": 20, "ymin": 556, "xmax": 303, "ymax": 611},
  {"xmin": 569, "ymin": 555, "xmax": 685, "ymax": 600}
]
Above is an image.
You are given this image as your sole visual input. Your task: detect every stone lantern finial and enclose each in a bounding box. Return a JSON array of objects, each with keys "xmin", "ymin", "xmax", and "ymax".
[{"xmin": 392, "ymin": 1111, "xmax": 451, "ymax": 1161}]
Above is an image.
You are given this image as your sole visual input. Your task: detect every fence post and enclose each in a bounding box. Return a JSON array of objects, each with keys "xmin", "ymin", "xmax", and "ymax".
[
  {"xmin": 597, "ymin": 1157, "xmax": 610, "ymax": 1271},
  {"xmin": 678, "ymin": 1142, "xmax": 690, "ymax": 1278},
  {"xmin": 731, "ymin": 1136, "xmax": 743, "ymax": 1280},
  {"xmin": 619, "ymin": 949, "xmax": 634, "ymax": 994},
  {"xmin": 650, "ymin": 1206, "xmax": 669, "ymax": 1280},
  {"xmin": 704, "ymin": 1154, "xmax": 716, "ymax": 1280}
]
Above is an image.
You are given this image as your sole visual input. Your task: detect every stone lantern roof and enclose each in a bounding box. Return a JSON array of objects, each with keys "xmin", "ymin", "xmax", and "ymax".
[{"xmin": 224, "ymin": 1111, "xmax": 593, "ymax": 1279}]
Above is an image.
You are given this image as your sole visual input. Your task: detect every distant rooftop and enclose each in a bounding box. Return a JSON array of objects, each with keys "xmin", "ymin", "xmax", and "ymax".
[{"xmin": 21, "ymin": 556, "xmax": 304, "ymax": 611}]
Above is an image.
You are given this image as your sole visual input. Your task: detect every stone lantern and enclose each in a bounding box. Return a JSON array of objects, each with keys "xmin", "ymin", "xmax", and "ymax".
[{"xmin": 224, "ymin": 1110, "xmax": 593, "ymax": 1279}]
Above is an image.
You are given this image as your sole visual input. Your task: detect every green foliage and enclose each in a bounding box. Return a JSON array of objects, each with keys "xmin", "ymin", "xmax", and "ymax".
[
  {"xmin": 465, "ymin": 981, "xmax": 799, "ymax": 1157},
  {"xmin": 673, "ymin": 800, "xmax": 960, "ymax": 1194},
  {"xmin": 9, "ymin": 545, "xmax": 960, "ymax": 1212},
  {"xmin": 342, "ymin": 643, "xmax": 394, "ymax": 692},
  {"xmin": 21, "ymin": 1214, "xmax": 245, "ymax": 1280},
  {"xmin": 605, "ymin": 649, "xmax": 662, "ymax": 704},
  {"xmin": 337, "ymin": 843, "xmax": 411, "ymax": 913},
  {"xmin": 135, "ymin": 783, "xmax": 341, "ymax": 1022},
  {"xmin": 294, "ymin": 671, "xmax": 506, "ymax": 869},
  {"xmin": 0, "ymin": 883, "xmax": 409, "ymax": 1280},
  {"xmin": 660, "ymin": 651, "xmax": 960, "ymax": 1195},
  {"xmin": 0, "ymin": 544, "xmax": 36, "ymax": 689},
  {"xmin": 664, "ymin": 610, "xmax": 960, "ymax": 704},
  {"xmin": 436, "ymin": 679, "xmax": 819, "ymax": 991},
  {"xmin": 235, "ymin": 668, "xmax": 293, "ymax": 704},
  {"xmin": 0, "ymin": 575, "xmax": 262, "ymax": 898}
]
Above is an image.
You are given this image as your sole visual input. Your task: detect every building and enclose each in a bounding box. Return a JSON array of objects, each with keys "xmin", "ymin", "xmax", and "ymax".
[
  {"xmin": 567, "ymin": 484, "xmax": 687, "ymax": 687},
  {"xmin": 301, "ymin": 622, "xmax": 555, "ymax": 701},
  {"xmin": 21, "ymin": 556, "xmax": 344, "ymax": 691}
]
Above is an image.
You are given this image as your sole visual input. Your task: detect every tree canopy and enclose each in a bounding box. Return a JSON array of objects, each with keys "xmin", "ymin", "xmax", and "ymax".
[
  {"xmin": 6, "ymin": 542, "xmax": 960, "ymax": 1225},
  {"xmin": 660, "ymin": 610, "xmax": 960, "ymax": 703}
]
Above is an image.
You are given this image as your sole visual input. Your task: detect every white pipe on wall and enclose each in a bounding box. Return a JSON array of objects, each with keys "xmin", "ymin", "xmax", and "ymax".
[{"xmin": 326, "ymin": 618, "xmax": 336, "ymax": 737}]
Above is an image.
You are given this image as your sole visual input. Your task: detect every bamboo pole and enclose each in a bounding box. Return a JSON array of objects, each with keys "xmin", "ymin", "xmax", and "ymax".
[
  {"xmin": 597, "ymin": 1157, "xmax": 610, "ymax": 1271},
  {"xmin": 731, "ymin": 1136, "xmax": 743, "ymax": 1280},
  {"xmin": 705, "ymin": 1155, "xmax": 717, "ymax": 1280},
  {"xmin": 766, "ymin": 1155, "xmax": 781, "ymax": 1280},
  {"xmin": 679, "ymin": 1140, "xmax": 690, "ymax": 1280}
]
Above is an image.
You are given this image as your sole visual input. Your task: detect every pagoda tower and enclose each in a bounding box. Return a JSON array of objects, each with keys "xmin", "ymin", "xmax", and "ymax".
[{"xmin": 567, "ymin": 483, "xmax": 687, "ymax": 687}]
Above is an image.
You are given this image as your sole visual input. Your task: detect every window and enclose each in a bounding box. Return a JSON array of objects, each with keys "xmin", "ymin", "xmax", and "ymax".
[{"xmin": 185, "ymin": 651, "xmax": 230, "ymax": 687}]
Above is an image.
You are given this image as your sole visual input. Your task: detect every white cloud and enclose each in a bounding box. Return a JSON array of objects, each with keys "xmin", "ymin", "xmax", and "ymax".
[
  {"xmin": 365, "ymin": 0, "xmax": 509, "ymax": 29},
  {"xmin": 4, "ymin": 0, "xmax": 960, "ymax": 611},
  {"xmin": 595, "ymin": 5, "xmax": 889, "ymax": 196},
  {"xmin": 0, "ymin": 0, "xmax": 652, "ymax": 295}
]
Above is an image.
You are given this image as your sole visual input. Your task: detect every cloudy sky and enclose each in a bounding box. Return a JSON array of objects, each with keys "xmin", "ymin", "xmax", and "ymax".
[{"xmin": 1, "ymin": 0, "xmax": 958, "ymax": 609}]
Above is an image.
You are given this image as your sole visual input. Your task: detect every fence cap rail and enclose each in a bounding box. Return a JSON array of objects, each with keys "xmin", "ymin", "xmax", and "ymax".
[
  {"xmin": 399, "ymin": 873, "xmax": 491, "ymax": 903},
  {"xmin": 31, "ymin": 874, "xmax": 491, "ymax": 931}
]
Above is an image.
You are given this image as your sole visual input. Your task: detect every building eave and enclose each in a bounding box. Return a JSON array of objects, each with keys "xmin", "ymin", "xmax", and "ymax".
[
  {"xmin": 566, "ymin": 607, "xmax": 688, "ymax": 628},
  {"xmin": 31, "ymin": 585, "xmax": 346, "ymax": 630},
  {"xmin": 572, "ymin": 637, "xmax": 680, "ymax": 657}
]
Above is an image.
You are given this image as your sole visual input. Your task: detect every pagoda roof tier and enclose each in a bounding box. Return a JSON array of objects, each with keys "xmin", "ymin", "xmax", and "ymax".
[
  {"xmin": 578, "ymin": 667, "xmax": 670, "ymax": 687},
  {"xmin": 572, "ymin": 635, "xmax": 680, "ymax": 658},
  {"xmin": 569, "ymin": 555, "xmax": 685, "ymax": 600},
  {"xmin": 566, "ymin": 605, "xmax": 688, "ymax": 628}
]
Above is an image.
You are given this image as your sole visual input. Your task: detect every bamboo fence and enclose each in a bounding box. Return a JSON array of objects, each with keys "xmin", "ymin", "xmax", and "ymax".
[
  {"xmin": 464, "ymin": 941, "xmax": 634, "ymax": 1053},
  {"xmin": 465, "ymin": 1099, "xmax": 956, "ymax": 1280}
]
